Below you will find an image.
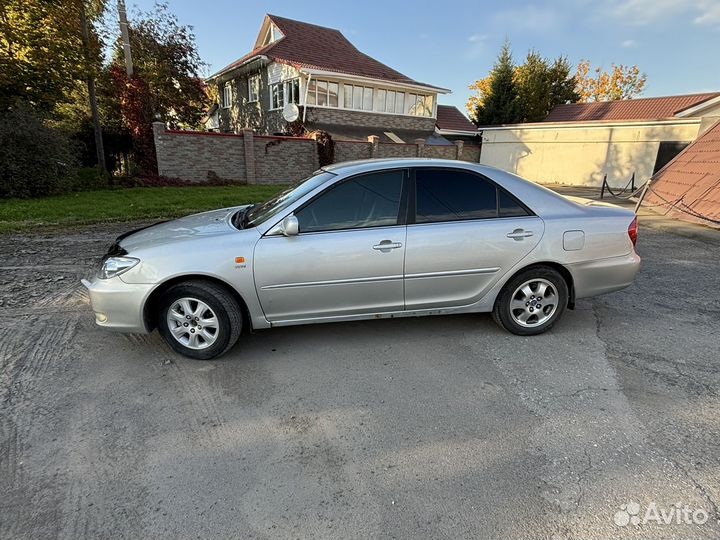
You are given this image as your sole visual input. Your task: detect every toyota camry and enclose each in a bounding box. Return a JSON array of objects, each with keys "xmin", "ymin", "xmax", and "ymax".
[{"xmin": 82, "ymin": 159, "xmax": 640, "ymax": 359}]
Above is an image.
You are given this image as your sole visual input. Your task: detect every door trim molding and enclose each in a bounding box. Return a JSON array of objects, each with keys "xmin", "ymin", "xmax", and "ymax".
[
  {"xmin": 260, "ymin": 274, "xmax": 404, "ymax": 290},
  {"xmin": 405, "ymin": 267, "xmax": 500, "ymax": 280}
]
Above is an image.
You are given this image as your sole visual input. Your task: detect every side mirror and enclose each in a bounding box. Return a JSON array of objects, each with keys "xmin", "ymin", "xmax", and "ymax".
[{"xmin": 280, "ymin": 214, "xmax": 299, "ymax": 236}]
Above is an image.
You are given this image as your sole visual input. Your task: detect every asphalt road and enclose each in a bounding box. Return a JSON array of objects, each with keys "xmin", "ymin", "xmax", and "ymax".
[{"xmin": 1, "ymin": 207, "xmax": 719, "ymax": 539}]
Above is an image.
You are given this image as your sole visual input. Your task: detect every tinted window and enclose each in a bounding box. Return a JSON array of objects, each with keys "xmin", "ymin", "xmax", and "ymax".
[
  {"xmin": 415, "ymin": 169, "xmax": 497, "ymax": 223},
  {"xmin": 296, "ymin": 171, "xmax": 403, "ymax": 233},
  {"xmin": 498, "ymin": 189, "xmax": 530, "ymax": 217}
]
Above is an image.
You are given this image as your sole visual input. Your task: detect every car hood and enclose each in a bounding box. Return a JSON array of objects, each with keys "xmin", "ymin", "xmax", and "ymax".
[{"xmin": 118, "ymin": 206, "xmax": 249, "ymax": 252}]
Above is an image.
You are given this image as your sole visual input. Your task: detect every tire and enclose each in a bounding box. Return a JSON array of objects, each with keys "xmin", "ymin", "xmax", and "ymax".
[
  {"xmin": 157, "ymin": 280, "xmax": 243, "ymax": 360},
  {"xmin": 492, "ymin": 266, "xmax": 568, "ymax": 336}
]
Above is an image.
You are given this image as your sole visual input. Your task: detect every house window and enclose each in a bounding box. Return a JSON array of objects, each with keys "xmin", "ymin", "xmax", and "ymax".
[
  {"xmin": 270, "ymin": 78, "xmax": 300, "ymax": 110},
  {"xmin": 286, "ymin": 78, "xmax": 300, "ymax": 105},
  {"xmin": 248, "ymin": 75, "xmax": 259, "ymax": 103},
  {"xmin": 375, "ymin": 89, "xmax": 386, "ymax": 112},
  {"xmin": 305, "ymin": 79, "xmax": 338, "ymax": 107},
  {"xmin": 404, "ymin": 93, "xmax": 433, "ymax": 117},
  {"xmin": 222, "ymin": 83, "xmax": 232, "ymax": 108},
  {"xmin": 392, "ymin": 91, "xmax": 405, "ymax": 114},
  {"xmin": 270, "ymin": 82, "xmax": 284, "ymax": 109},
  {"xmin": 344, "ymin": 84, "xmax": 374, "ymax": 111},
  {"xmin": 317, "ymin": 80, "xmax": 327, "ymax": 106},
  {"xmin": 262, "ymin": 23, "xmax": 283, "ymax": 46}
]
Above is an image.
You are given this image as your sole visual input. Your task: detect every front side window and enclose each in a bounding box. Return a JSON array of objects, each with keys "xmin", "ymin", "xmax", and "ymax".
[
  {"xmin": 296, "ymin": 171, "xmax": 403, "ymax": 233},
  {"xmin": 415, "ymin": 169, "xmax": 497, "ymax": 223},
  {"xmin": 247, "ymin": 75, "xmax": 260, "ymax": 102},
  {"xmin": 243, "ymin": 171, "xmax": 335, "ymax": 228}
]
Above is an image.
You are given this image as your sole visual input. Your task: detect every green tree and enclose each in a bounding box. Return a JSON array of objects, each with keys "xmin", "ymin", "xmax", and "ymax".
[
  {"xmin": 474, "ymin": 41, "xmax": 520, "ymax": 126},
  {"xmin": 0, "ymin": 0, "xmax": 106, "ymax": 117},
  {"xmin": 515, "ymin": 52, "xmax": 578, "ymax": 122},
  {"xmin": 547, "ymin": 57, "xmax": 579, "ymax": 110}
]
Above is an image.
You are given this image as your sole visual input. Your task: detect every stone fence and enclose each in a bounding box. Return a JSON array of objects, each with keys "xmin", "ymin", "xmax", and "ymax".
[{"xmin": 152, "ymin": 122, "xmax": 482, "ymax": 184}]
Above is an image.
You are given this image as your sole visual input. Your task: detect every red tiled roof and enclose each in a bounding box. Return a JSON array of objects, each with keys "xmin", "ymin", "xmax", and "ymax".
[
  {"xmin": 436, "ymin": 105, "xmax": 478, "ymax": 133},
  {"xmin": 642, "ymin": 120, "xmax": 720, "ymax": 227},
  {"xmin": 544, "ymin": 93, "xmax": 720, "ymax": 122},
  {"xmin": 212, "ymin": 15, "xmax": 444, "ymax": 90}
]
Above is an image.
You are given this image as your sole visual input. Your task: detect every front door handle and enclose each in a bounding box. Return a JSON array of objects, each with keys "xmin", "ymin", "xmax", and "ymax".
[
  {"xmin": 373, "ymin": 240, "xmax": 403, "ymax": 252},
  {"xmin": 507, "ymin": 229, "xmax": 533, "ymax": 241}
]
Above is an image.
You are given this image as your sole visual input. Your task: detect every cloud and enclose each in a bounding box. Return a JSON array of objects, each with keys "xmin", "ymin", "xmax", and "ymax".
[
  {"xmin": 464, "ymin": 33, "xmax": 488, "ymax": 60},
  {"xmin": 467, "ymin": 34, "xmax": 487, "ymax": 43},
  {"xmin": 621, "ymin": 39, "xmax": 636, "ymax": 47},
  {"xmin": 604, "ymin": 0, "xmax": 720, "ymax": 28},
  {"xmin": 694, "ymin": 0, "xmax": 720, "ymax": 28},
  {"xmin": 492, "ymin": 5, "xmax": 562, "ymax": 32}
]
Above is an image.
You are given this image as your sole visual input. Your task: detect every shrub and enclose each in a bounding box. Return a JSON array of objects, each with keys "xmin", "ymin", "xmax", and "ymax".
[
  {"xmin": 0, "ymin": 104, "xmax": 79, "ymax": 198},
  {"xmin": 70, "ymin": 167, "xmax": 112, "ymax": 191}
]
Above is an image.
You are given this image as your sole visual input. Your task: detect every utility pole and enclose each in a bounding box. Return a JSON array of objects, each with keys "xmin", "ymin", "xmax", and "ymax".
[
  {"xmin": 79, "ymin": 1, "xmax": 106, "ymax": 171},
  {"xmin": 117, "ymin": 0, "xmax": 134, "ymax": 77}
]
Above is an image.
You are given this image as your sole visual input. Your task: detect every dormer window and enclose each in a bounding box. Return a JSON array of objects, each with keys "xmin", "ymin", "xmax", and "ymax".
[{"xmin": 261, "ymin": 23, "xmax": 282, "ymax": 46}]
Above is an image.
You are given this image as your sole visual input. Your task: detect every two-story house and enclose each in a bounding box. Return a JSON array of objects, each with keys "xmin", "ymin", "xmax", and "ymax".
[{"xmin": 206, "ymin": 14, "xmax": 451, "ymax": 143}]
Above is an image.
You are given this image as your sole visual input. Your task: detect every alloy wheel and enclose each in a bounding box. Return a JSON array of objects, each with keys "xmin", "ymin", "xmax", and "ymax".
[
  {"xmin": 509, "ymin": 278, "xmax": 558, "ymax": 328},
  {"xmin": 166, "ymin": 297, "xmax": 220, "ymax": 350}
]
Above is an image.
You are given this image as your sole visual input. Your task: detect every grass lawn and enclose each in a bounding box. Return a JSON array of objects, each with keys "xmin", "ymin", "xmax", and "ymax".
[{"xmin": 0, "ymin": 185, "xmax": 288, "ymax": 233}]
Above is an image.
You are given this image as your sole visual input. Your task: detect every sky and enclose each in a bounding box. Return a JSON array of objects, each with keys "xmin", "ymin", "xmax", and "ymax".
[{"xmin": 124, "ymin": 0, "xmax": 720, "ymax": 114}]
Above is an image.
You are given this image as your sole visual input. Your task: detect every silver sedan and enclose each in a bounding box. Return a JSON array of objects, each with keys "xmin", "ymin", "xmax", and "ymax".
[{"xmin": 83, "ymin": 159, "xmax": 641, "ymax": 360}]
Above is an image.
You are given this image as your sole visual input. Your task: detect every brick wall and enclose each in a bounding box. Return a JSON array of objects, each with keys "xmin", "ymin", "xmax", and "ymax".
[
  {"xmin": 305, "ymin": 107, "xmax": 437, "ymax": 132},
  {"xmin": 375, "ymin": 143, "xmax": 417, "ymax": 158},
  {"xmin": 153, "ymin": 122, "xmax": 318, "ymax": 184},
  {"xmin": 254, "ymin": 135, "xmax": 319, "ymax": 184},
  {"xmin": 153, "ymin": 125, "xmax": 247, "ymax": 182},
  {"xmin": 335, "ymin": 141, "xmax": 372, "ymax": 162},
  {"xmin": 154, "ymin": 122, "xmax": 483, "ymax": 184}
]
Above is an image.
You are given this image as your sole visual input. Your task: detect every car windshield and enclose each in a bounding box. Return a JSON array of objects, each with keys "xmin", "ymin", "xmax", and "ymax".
[{"xmin": 240, "ymin": 170, "xmax": 336, "ymax": 228}]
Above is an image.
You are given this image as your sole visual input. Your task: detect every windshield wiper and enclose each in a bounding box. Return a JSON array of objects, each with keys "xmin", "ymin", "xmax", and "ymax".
[{"xmin": 239, "ymin": 203, "xmax": 258, "ymax": 229}]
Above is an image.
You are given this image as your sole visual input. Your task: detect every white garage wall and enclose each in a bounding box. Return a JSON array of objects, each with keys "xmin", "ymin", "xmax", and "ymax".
[{"xmin": 478, "ymin": 119, "xmax": 702, "ymax": 187}]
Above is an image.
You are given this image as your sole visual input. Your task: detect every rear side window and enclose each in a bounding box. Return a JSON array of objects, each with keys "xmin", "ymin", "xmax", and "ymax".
[
  {"xmin": 498, "ymin": 189, "xmax": 530, "ymax": 217},
  {"xmin": 296, "ymin": 170, "xmax": 403, "ymax": 233},
  {"xmin": 415, "ymin": 169, "xmax": 497, "ymax": 223}
]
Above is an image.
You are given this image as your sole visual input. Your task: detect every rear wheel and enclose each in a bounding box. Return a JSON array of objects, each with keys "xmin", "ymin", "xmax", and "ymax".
[
  {"xmin": 492, "ymin": 267, "xmax": 568, "ymax": 336},
  {"xmin": 157, "ymin": 280, "xmax": 243, "ymax": 360}
]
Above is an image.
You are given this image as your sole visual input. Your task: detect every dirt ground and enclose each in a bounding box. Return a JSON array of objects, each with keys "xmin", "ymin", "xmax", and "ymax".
[{"xmin": 1, "ymin": 196, "xmax": 719, "ymax": 539}]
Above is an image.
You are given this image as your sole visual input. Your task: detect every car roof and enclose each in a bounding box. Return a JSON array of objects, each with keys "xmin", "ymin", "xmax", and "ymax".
[{"xmin": 321, "ymin": 158, "xmax": 584, "ymax": 218}]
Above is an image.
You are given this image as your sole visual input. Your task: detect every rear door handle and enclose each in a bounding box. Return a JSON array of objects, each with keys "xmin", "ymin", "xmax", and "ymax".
[
  {"xmin": 507, "ymin": 229, "xmax": 533, "ymax": 240},
  {"xmin": 373, "ymin": 240, "xmax": 403, "ymax": 252}
]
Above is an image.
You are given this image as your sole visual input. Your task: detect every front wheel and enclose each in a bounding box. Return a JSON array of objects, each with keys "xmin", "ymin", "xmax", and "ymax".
[
  {"xmin": 157, "ymin": 280, "xmax": 243, "ymax": 360},
  {"xmin": 492, "ymin": 267, "xmax": 568, "ymax": 336}
]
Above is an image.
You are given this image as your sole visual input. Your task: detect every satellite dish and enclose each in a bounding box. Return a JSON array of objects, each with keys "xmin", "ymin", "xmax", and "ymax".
[{"xmin": 282, "ymin": 103, "xmax": 300, "ymax": 122}]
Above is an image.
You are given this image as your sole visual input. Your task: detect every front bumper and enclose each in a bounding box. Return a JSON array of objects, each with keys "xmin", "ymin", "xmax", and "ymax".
[
  {"xmin": 569, "ymin": 251, "xmax": 641, "ymax": 299},
  {"xmin": 81, "ymin": 277, "xmax": 154, "ymax": 333}
]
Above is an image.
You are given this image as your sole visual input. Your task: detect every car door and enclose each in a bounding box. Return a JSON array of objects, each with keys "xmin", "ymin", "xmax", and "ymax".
[
  {"xmin": 404, "ymin": 167, "xmax": 543, "ymax": 310},
  {"xmin": 254, "ymin": 169, "xmax": 408, "ymax": 323}
]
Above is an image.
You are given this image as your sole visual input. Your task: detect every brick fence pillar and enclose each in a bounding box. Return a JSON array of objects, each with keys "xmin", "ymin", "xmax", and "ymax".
[
  {"xmin": 415, "ymin": 138, "xmax": 425, "ymax": 157},
  {"xmin": 242, "ymin": 129, "xmax": 256, "ymax": 184},
  {"xmin": 152, "ymin": 121, "xmax": 166, "ymax": 176},
  {"xmin": 454, "ymin": 140, "xmax": 464, "ymax": 160},
  {"xmin": 367, "ymin": 135, "xmax": 379, "ymax": 157}
]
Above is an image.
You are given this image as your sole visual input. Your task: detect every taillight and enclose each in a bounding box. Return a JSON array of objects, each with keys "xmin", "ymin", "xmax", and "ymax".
[{"xmin": 628, "ymin": 216, "xmax": 638, "ymax": 247}]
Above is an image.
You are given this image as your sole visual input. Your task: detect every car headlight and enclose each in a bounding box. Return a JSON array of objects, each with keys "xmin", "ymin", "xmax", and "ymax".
[{"xmin": 99, "ymin": 256, "xmax": 140, "ymax": 279}]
